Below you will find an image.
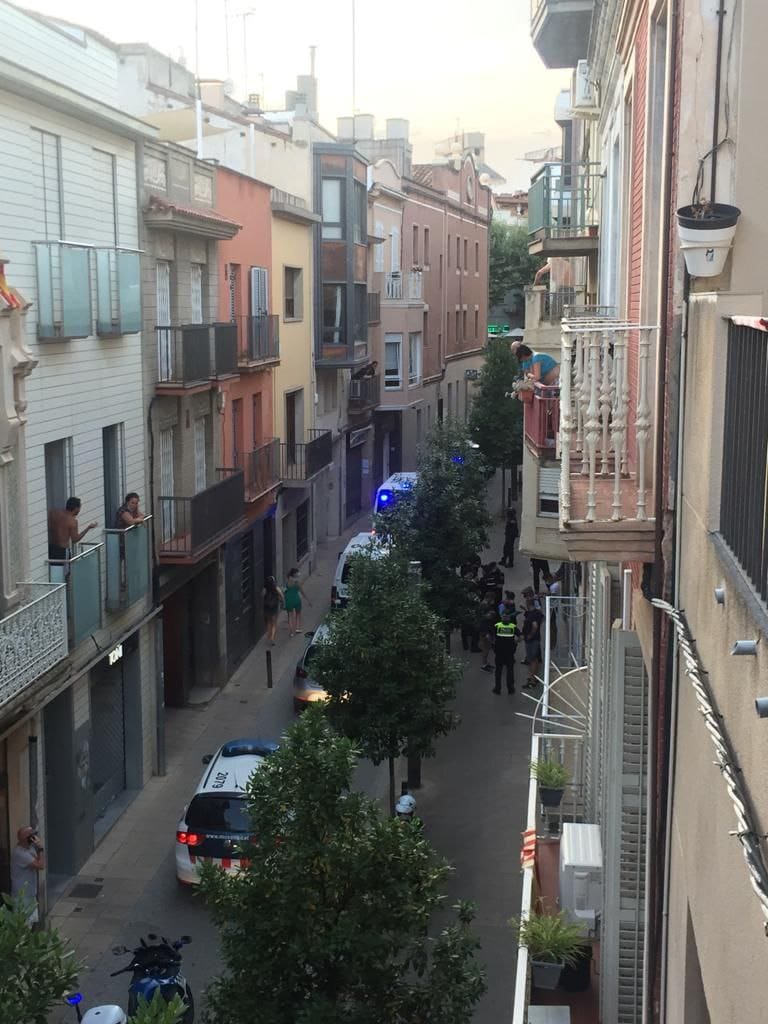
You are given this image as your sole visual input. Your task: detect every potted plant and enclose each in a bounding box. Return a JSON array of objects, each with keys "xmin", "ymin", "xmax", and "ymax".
[
  {"xmin": 509, "ymin": 911, "xmax": 584, "ymax": 990},
  {"xmin": 676, "ymin": 200, "xmax": 741, "ymax": 278},
  {"xmin": 530, "ymin": 758, "xmax": 570, "ymax": 808}
]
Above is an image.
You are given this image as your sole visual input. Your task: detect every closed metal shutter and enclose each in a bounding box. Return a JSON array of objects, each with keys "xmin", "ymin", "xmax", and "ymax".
[
  {"xmin": 90, "ymin": 664, "xmax": 126, "ymax": 821},
  {"xmin": 249, "ymin": 266, "xmax": 269, "ymax": 316}
]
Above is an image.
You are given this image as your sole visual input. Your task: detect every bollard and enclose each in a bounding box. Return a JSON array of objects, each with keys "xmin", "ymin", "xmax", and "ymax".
[{"xmin": 266, "ymin": 649, "xmax": 273, "ymax": 688}]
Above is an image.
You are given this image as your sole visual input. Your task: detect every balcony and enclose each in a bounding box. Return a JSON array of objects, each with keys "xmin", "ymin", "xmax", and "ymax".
[
  {"xmin": 280, "ymin": 430, "xmax": 333, "ymax": 485},
  {"xmin": 348, "ymin": 373, "xmax": 380, "ymax": 412},
  {"xmin": 524, "ymin": 383, "xmax": 560, "ymax": 454},
  {"xmin": 155, "ymin": 323, "xmax": 239, "ymax": 392},
  {"xmin": 48, "ymin": 543, "xmax": 103, "ymax": 646},
  {"xmin": 235, "ymin": 314, "xmax": 280, "ymax": 369},
  {"xmin": 528, "ymin": 164, "xmax": 601, "ymax": 257},
  {"xmin": 558, "ymin": 320, "xmax": 657, "ymax": 562},
  {"xmin": 157, "ymin": 469, "xmax": 247, "ymax": 564},
  {"xmin": 104, "ymin": 517, "xmax": 152, "ymax": 612},
  {"xmin": 33, "ymin": 241, "xmax": 92, "ymax": 340},
  {"xmin": 530, "ymin": 0, "xmax": 594, "ymax": 69},
  {"xmin": 238, "ymin": 438, "xmax": 281, "ymax": 502},
  {"xmin": 94, "ymin": 247, "xmax": 141, "ymax": 337},
  {"xmin": 0, "ymin": 583, "xmax": 68, "ymax": 709},
  {"xmin": 367, "ymin": 291, "xmax": 381, "ymax": 324},
  {"xmin": 383, "ymin": 271, "xmax": 423, "ymax": 303}
]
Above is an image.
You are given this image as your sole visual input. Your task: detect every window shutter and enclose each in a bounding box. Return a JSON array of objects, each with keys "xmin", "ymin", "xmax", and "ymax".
[
  {"xmin": 375, "ymin": 222, "xmax": 385, "ymax": 272},
  {"xmin": 159, "ymin": 428, "xmax": 175, "ymax": 541},
  {"xmin": 191, "ymin": 264, "xmax": 204, "ymax": 322},
  {"xmin": 194, "ymin": 418, "xmax": 207, "ymax": 493},
  {"xmin": 599, "ymin": 627, "xmax": 648, "ymax": 1024},
  {"xmin": 250, "ymin": 266, "xmax": 269, "ymax": 316}
]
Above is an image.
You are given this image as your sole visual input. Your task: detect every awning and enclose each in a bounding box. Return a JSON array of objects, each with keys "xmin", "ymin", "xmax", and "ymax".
[{"xmin": 727, "ymin": 315, "xmax": 768, "ymax": 332}]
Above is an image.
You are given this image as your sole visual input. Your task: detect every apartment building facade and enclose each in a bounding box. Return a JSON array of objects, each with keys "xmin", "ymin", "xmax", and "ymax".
[
  {"xmin": 0, "ymin": 1, "xmax": 161, "ymax": 896},
  {"xmin": 518, "ymin": 1, "xmax": 768, "ymax": 1022}
]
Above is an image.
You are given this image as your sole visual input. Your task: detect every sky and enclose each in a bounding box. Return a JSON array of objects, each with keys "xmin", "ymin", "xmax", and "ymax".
[{"xmin": 21, "ymin": 0, "xmax": 569, "ymax": 191}]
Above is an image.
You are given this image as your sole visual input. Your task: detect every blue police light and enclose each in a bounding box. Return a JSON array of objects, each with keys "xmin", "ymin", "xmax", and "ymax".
[
  {"xmin": 377, "ymin": 490, "xmax": 393, "ymax": 509},
  {"xmin": 452, "ymin": 455, "xmax": 465, "ymax": 464},
  {"xmin": 65, "ymin": 993, "xmax": 83, "ymax": 1006}
]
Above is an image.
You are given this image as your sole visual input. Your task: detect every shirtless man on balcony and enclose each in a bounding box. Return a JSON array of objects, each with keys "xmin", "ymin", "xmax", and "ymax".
[{"xmin": 48, "ymin": 497, "xmax": 97, "ymax": 561}]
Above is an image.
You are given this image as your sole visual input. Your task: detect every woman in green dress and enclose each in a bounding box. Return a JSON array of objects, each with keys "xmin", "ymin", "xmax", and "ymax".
[{"xmin": 284, "ymin": 567, "xmax": 311, "ymax": 636}]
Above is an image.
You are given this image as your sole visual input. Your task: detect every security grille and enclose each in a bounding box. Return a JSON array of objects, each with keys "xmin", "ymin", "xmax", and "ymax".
[{"xmin": 90, "ymin": 667, "xmax": 126, "ymax": 820}]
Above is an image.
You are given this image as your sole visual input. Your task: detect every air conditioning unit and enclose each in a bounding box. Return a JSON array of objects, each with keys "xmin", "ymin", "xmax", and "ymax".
[
  {"xmin": 572, "ymin": 61, "xmax": 599, "ymax": 119},
  {"xmin": 559, "ymin": 822, "xmax": 602, "ymax": 933}
]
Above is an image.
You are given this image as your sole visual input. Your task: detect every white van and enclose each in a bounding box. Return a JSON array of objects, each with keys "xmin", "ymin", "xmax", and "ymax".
[
  {"xmin": 374, "ymin": 472, "xmax": 418, "ymax": 514},
  {"xmin": 331, "ymin": 532, "xmax": 389, "ymax": 610}
]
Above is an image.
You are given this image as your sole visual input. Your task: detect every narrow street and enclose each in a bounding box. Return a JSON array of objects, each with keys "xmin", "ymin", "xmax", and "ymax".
[{"xmin": 49, "ymin": 475, "xmax": 533, "ymax": 1022}]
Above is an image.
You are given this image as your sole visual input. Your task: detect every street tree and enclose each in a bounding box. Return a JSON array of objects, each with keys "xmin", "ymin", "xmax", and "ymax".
[
  {"xmin": 313, "ymin": 550, "xmax": 461, "ymax": 811},
  {"xmin": 469, "ymin": 337, "xmax": 522, "ymax": 500},
  {"xmin": 0, "ymin": 895, "xmax": 80, "ymax": 1024},
  {"xmin": 381, "ymin": 420, "xmax": 491, "ymax": 630},
  {"xmin": 200, "ymin": 709, "xmax": 486, "ymax": 1024},
  {"xmin": 488, "ymin": 220, "xmax": 544, "ymax": 309}
]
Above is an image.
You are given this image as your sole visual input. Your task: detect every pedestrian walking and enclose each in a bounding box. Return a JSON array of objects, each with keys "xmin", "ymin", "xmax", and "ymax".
[
  {"xmin": 492, "ymin": 610, "xmax": 518, "ymax": 694},
  {"xmin": 530, "ymin": 557, "xmax": 550, "ymax": 593},
  {"xmin": 11, "ymin": 826, "xmax": 45, "ymax": 925},
  {"xmin": 501, "ymin": 508, "xmax": 519, "ymax": 567},
  {"xmin": 543, "ymin": 571, "xmax": 561, "ymax": 649},
  {"xmin": 478, "ymin": 597, "xmax": 497, "ymax": 673},
  {"xmin": 263, "ymin": 576, "xmax": 284, "ymax": 645},
  {"xmin": 522, "ymin": 597, "xmax": 544, "ymax": 688},
  {"xmin": 284, "ymin": 568, "xmax": 311, "ymax": 636}
]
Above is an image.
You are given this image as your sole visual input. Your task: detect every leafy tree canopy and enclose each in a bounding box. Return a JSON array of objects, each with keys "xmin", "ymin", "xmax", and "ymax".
[
  {"xmin": 200, "ymin": 710, "xmax": 486, "ymax": 1024},
  {"xmin": 489, "ymin": 220, "xmax": 544, "ymax": 309},
  {"xmin": 469, "ymin": 338, "xmax": 522, "ymax": 470}
]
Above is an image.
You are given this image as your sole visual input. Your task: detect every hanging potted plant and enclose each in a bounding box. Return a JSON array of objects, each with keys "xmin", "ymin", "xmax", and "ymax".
[
  {"xmin": 531, "ymin": 758, "xmax": 570, "ymax": 808},
  {"xmin": 510, "ymin": 911, "xmax": 584, "ymax": 990},
  {"xmin": 676, "ymin": 199, "xmax": 741, "ymax": 278}
]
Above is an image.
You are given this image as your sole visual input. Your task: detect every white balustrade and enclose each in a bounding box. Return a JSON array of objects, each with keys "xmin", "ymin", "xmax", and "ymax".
[
  {"xmin": 0, "ymin": 582, "xmax": 68, "ymax": 708},
  {"xmin": 559, "ymin": 319, "xmax": 658, "ymax": 523}
]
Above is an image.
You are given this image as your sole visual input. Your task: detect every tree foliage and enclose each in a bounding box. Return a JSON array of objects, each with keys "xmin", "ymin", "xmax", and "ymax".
[
  {"xmin": 130, "ymin": 994, "xmax": 188, "ymax": 1024},
  {"xmin": 469, "ymin": 338, "xmax": 522, "ymax": 471},
  {"xmin": 488, "ymin": 220, "xmax": 544, "ymax": 310},
  {"xmin": 313, "ymin": 551, "xmax": 461, "ymax": 809},
  {"xmin": 380, "ymin": 420, "xmax": 491, "ymax": 628},
  {"xmin": 200, "ymin": 710, "xmax": 486, "ymax": 1024},
  {"xmin": 0, "ymin": 895, "xmax": 80, "ymax": 1024}
]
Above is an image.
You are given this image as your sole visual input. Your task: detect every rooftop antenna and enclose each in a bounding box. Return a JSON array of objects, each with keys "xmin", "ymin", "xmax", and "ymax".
[
  {"xmin": 351, "ymin": 0, "xmax": 357, "ymax": 119},
  {"xmin": 310, "ymin": 44, "xmax": 316, "ymax": 78}
]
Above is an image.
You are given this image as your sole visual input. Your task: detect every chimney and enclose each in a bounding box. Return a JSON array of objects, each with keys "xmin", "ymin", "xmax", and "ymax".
[
  {"xmin": 337, "ymin": 116, "xmax": 354, "ymax": 139},
  {"xmin": 386, "ymin": 118, "xmax": 409, "ymax": 141},
  {"xmin": 353, "ymin": 113, "xmax": 374, "ymax": 140}
]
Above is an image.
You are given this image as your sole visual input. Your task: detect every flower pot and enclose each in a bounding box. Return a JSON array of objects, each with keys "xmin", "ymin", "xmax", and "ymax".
[
  {"xmin": 676, "ymin": 204, "xmax": 741, "ymax": 278},
  {"xmin": 539, "ymin": 786, "xmax": 564, "ymax": 808},
  {"xmin": 531, "ymin": 958, "xmax": 564, "ymax": 990},
  {"xmin": 559, "ymin": 943, "xmax": 593, "ymax": 993}
]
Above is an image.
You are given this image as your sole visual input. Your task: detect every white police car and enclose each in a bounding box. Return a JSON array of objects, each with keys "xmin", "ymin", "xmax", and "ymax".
[
  {"xmin": 374, "ymin": 472, "xmax": 418, "ymax": 514},
  {"xmin": 175, "ymin": 737, "xmax": 279, "ymax": 885}
]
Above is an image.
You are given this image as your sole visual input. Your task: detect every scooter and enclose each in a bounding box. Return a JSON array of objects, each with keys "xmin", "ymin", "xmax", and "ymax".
[{"xmin": 66, "ymin": 933, "xmax": 194, "ymax": 1023}]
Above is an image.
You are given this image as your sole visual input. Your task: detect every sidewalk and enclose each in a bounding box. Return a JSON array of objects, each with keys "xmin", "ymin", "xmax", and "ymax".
[{"xmin": 47, "ymin": 514, "xmax": 376, "ymax": 1019}]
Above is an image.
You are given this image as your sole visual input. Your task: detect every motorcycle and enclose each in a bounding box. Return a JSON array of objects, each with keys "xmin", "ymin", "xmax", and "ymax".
[{"xmin": 65, "ymin": 933, "xmax": 194, "ymax": 1023}]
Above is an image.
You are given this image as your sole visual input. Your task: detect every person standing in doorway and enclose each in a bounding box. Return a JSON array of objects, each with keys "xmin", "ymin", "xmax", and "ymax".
[
  {"xmin": 492, "ymin": 610, "xmax": 518, "ymax": 695},
  {"xmin": 284, "ymin": 568, "xmax": 311, "ymax": 637},
  {"xmin": 48, "ymin": 497, "xmax": 97, "ymax": 561},
  {"xmin": 263, "ymin": 576, "xmax": 284, "ymax": 645},
  {"xmin": 11, "ymin": 826, "xmax": 45, "ymax": 925},
  {"xmin": 501, "ymin": 508, "xmax": 519, "ymax": 567},
  {"xmin": 530, "ymin": 557, "xmax": 550, "ymax": 594}
]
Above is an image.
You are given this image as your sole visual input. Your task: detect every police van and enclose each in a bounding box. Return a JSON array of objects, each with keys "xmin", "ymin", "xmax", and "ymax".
[
  {"xmin": 373, "ymin": 472, "xmax": 418, "ymax": 514},
  {"xmin": 175, "ymin": 737, "xmax": 279, "ymax": 885},
  {"xmin": 331, "ymin": 532, "xmax": 390, "ymax": 610}
]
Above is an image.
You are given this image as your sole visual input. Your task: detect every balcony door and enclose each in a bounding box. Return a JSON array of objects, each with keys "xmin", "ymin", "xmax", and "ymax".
[
  {"xmin": 159, "ymin": 428, "xmax": 175, "ymax": 542},
  {"xmin": 156, "ymin": 261, "xmax": 172, "ymax": 381},
  {"xmin": 285, "ymin": 389, "xmax": 303, "ymax": 466},
  {"xmin": 102, "ymin": 424, "xmax": 125, "ymax": 528},
  {"xmin": 191, "ymin": 264, "xmax": 204, "ymax": 323},
  {"xmin": 194, "ymin": 417, "xmax": 207, "ymax": 493},
  {"xmin": 249, "ymin": 266, "xmax": 269, "ymax": 316},
  {"xmin": 232, "ymin": 398, "xmax": 243, "ymax": 470}
]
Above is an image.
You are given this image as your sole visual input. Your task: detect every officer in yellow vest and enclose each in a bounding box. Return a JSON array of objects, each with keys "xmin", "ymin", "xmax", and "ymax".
[{"xmin": 492, "ymin": 610, "xmax": 518, "ymax": 695}]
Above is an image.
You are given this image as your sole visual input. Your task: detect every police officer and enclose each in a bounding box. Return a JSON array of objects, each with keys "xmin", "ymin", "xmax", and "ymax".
[{"xmin": 492, "ymin": 610, "xmax": 518, "ymax": 695}]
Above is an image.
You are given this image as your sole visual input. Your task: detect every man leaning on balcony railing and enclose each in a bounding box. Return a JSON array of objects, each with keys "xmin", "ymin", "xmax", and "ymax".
[{"xmin": 48, "ymin": 497, "xmax": 97, "ymax": 561}]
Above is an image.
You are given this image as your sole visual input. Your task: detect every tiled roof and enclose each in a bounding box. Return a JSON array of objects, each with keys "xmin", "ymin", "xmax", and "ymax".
[
  {"xmin": 411, "ymin": 165, "xmax": 434, "ymax": 187},
  {"xmin": 146, "ymin": 195, "xmax": 242, "ymax": 230}
]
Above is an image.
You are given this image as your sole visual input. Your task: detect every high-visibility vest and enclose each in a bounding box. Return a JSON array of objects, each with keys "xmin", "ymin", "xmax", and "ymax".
[{"xmin": 494, "ymin": 620, "xmax": 518, "ymax": 640}]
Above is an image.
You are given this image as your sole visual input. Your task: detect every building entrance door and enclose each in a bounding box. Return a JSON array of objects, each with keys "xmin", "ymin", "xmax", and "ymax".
[{"xmin": 90, "ymin": 660, "xmax": 126, "ymax": 821}]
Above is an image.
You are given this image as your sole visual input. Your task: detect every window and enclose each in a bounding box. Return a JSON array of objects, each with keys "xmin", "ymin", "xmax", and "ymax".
[
  {"xmin": 322, "ymin": 178, "xmax": 343, "ymax": 239},
  {"xmin": 354, "ymin": 285, "xmax": 367, "ymax": 342},
  {"xmin": 455, "ymin": 310, "xmax": 461, "ymax": 344},
  {"xmin": 191, "ymin": 263, "xmax": 204, "ymax": 322},
  {"xmin": 322, "ymin": 284, "xmax": 345, "ymax": 344},
  {"xmin": 296, "ymin": 498, "xmax": 310, "ymax": 560},
  {"xmin": 194, "ymin": 417, "xmax": 207, "ymax": 493},
  {"xmin": 284, "ymin": 267, "xmax": 303, "ymax": 320},
  {"xmin": 447, "ymin": 382, "xmax": 453, "ymax": 418},
  {"xmin": 44, "ymin": 438, "xmax": 74, "ymax": 515},
  {"xmin": 412, "ymin": 225, "xmax": 419, "ymax": 265},
  {"xmin": 416, "ymin": 408, "xmax": 422, "ymax": 445},
  {"xmin": 475, "ymin": 240, "xmax": 480, "ymax": 272},
  {"xmin": 447, "ymin": 235, "xmax": 451, "ymax": 268},
  {"xmin": 456, "ymin": 235, "xmax": 461, "ymax": 269},
  {"xmin": 423, "ymin": 310, "xmax": 429, "ymax": 344},
  {"xmin": 384, "ymin": 333, "xmax": 402, "ymax": 390},
  {"xmin": 424, "ymin": 227, "xmax": 430, "ymax": 267},
  {"xmin": 93, "ymin": 149, "xmax": 118, "ymax": 246},
  {"xmin": 352, "ymin": 180, "xmax": 367, "ymax": 244},
  {"xmin": 538, "ymin": 466, "xmax": 560, "ymax": 517},
  {"xmin": 102, "ymin": 424, "xmax": 125, "ymax": 526},
  {"xmin": 439, "ymin": 253, "xmax": 443, "ymax": 284},
  {"xmin": 408, "ymin": 332, "xmax": 422, "ymax": 387},
  {"xmin": 374, "ymin": 221, "xmax": 385, "ymax": 272},
  {"xmin": 159, "ymin": 428, "xmax": 175, "ymax": 541},
  {"xmin": 390, "ymin": 226, "xmax": 400, "ymax": 272},
  {"xmin": 32, "ymin": 129, "xmax": 63, "ymax": 239},
  {"xmin": 463, "ymin": 238, "xmax": 468, "ymax": 271},
  {"xmin": 462, "ymin": 310, "xmax": 467, "ymax": 341},
  {"xmin": 231, "ymin": 398, "xmax": 243, "ymax": 465},
  {"xmin": 252, "ymin": 392, "xmax": 263, "ymax": 446},
  {"xmin": 474, "ymin": 309, "xmax": 479, "ymax": 339}
]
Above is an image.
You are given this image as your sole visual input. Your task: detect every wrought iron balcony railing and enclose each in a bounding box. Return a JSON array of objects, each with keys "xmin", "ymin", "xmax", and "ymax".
[
  {"xmin": 348, "ymin": 373, "xmax": 380, "ymax": 408},
  {"xmin": 237, "ymin": 438, "xmax": 281, "ymax": 501},
  {"xmin": 48, "ymin": 542, "xmax": 103, "ymax": 646},
  {"xmin": 104, "ymin": 517, "xmax": 153, "ymax": 611},
  {"xmin": 157, "ymin": 469, "xmax": 245, "ymax": 561},
  {"xmin": 155, "ymin": 323, "xmax": 239, "ymax": 385},
  {"xmin": 235, "ymin": 314, "xmax": 280, "ymax": 365},
  {"xmin": 0, "ymin": 583, "xmax": 68, "ymax": 709},
  {"xmin": 280, "ymin": 430, "xmax": 333, "ymax": 482}
]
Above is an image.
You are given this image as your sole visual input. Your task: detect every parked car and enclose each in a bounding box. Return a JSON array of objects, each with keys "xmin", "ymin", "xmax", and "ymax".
[
  {"xmin": 175, "ymin": 737, "xmax": 279, "ymax": 885},
  {"xmin": 294, "ymin": 623, "xmax": 329, "ymax": 713},
  {"xmin": 332, "ymin": 532, "xmax": 390, "ymax": 610}
]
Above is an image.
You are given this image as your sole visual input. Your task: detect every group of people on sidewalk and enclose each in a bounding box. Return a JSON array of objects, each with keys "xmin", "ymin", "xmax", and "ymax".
[{"xmin": 262, "ymin": 569, "xmax": 313, "ymax": 643}]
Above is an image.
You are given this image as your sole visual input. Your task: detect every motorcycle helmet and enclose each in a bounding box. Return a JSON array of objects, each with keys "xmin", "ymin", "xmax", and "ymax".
[{"xmin": 395, "ymin": 794, "xmax": 417, "ymax": 817}]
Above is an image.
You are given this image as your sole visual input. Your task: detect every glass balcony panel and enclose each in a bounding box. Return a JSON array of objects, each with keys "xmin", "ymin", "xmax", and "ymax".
[
  {"xmin": 124, "ymin": 520, "xmax": 151, "ymax": 605},
  {"xmin": 118, "ymin": 250, "xmax": 141, "ymax": 334},
  {"xmin": 34, "ymin": 244, "xmax": 56, "ymax": 337},
  {"xmin": 50, "ymin": 544, "xmax": 102, "ymax": 645},
  {"xmin": 95, "ymin": 248, "xmax": 114, "ymax": 335},
  {"xmin": 61, "ymin": 245, "xmax": 92, "ymax": 338}
]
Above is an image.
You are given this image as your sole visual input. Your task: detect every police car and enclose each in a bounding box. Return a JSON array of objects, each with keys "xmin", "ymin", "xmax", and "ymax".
[
  {"xmin": 374, "ymin": 472, "xmax": 418, "ymax": 514},
  {"xmin": 175, "ymin": 737, "xmax": 279, "ymax": 885},
  {"xmin": 331, "ymin": 532, "xmax": 390, "ymax": 610}
]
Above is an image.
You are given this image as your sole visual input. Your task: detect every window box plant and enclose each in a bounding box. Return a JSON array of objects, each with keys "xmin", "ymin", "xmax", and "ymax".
[
  {"xmin": 676, "ymin": 201, "xmax": 740, "ymax": 278},
  {"xmin": 510, "ymin": 910, "xmax": 585, "ymax": 990},
  {"xmin": 531, "ymin": 758, "xmax": 569, "ymax": 808}
]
